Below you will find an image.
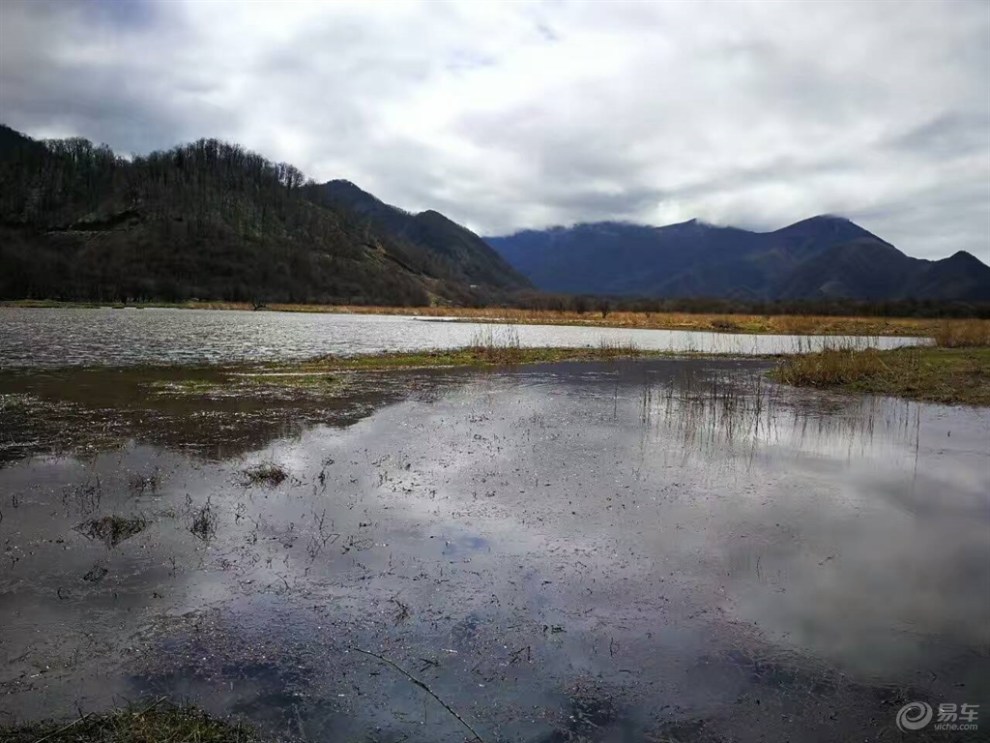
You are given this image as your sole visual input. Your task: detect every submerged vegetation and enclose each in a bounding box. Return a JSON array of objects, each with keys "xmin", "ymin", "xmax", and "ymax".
[
  {"xmin": 1, "ymin": 702, "xmax": 265, "ymax": 743},
  {"xmin": 77, "ymin": 514, "xmax": 148, "ymax": 548},
  {"xmin": 240, "ymin": 462, "xmax": 289, "ymax": 487}
]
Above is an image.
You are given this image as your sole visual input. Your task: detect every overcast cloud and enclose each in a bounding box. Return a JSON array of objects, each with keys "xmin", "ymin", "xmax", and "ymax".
[{"xmin": 1, "ymin": 0, "xmax": 987, "ymax": 260}]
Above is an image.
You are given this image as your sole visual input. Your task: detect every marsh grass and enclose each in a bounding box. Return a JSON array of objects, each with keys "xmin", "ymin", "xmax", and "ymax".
[
  {"xmin": 0, "ymin": 702, "xmax": 264, "ymax": 742},
  {"xmin": 774, "ymin": 347, "xmax": 890, "ymax": 387},
  {"xmin": 77, "ymin": 514, "xmax": 148, "ymax": 548},
  {"xmin": 277, "ymin": 332, "xmax": 652, "ymax": 374},
  {"xmin": 596, "ymin": 337, "xmax": 641, "ymax": 357},
  {"xmin": 468, "ymin": 325, "xmax": 524, "ymax": 363},
  {"xmin": 772, "ymin": 347, "xmax": 990, "ymax": 405}
]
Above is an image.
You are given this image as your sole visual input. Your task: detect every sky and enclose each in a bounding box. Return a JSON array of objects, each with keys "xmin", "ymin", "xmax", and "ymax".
[{"xmin": 0, "ymin": 0, "xmax": 988, "ymax": 261}]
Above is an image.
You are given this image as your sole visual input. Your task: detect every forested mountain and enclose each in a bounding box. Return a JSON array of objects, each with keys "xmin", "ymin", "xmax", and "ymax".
[
  {"xmin": 486, "ymin": 217, "xmax": 990, "ymax": 301},
  {"xmin": 0, "ymin": 125, "xmax": 525, "ymax": 304}
]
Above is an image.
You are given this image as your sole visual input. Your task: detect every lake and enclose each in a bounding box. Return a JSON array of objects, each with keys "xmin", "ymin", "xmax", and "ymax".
[{"xmin": 0, "ymin": 307, "xmax": 929, "ymax": 367}]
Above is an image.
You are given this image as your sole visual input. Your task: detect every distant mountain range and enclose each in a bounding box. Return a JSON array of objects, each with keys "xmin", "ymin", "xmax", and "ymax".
[
  {"xmin": 486, "ymin": 217, "xmax": 990, "ymax": 301},
  {"xmin": 0, "ymin": 125, "xmax": 527, "ymax": 305},
  {"xmin": 1, "ymin": 122, "xmax": 986, "ymax": 305}
]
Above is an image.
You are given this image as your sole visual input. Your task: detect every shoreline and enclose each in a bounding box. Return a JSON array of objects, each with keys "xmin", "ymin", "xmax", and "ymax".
[{"xmin": 3, "ymin": 298, "xmax": 986, "ymax": 338}]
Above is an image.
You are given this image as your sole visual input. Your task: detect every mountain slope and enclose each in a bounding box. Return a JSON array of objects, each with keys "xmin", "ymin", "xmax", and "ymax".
[
  {"xmin": 313, "ymin": 180, "xmax": 530, "ymax": 291},
  {"xmin": 486, "ymin": 216, "xmax": 990, "ymax": 301},
  {"xmin": 0, "ymin": 125, "xmax": 521, "ymax": 304}
]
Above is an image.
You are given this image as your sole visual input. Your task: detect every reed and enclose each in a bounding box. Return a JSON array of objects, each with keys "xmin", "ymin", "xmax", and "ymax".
[
  {"xmin": 933, "ymin": 318, "xmax": 990, "ymax": 348},
  {"xmin": 773, "ymin": 347, "xmax": 889, "ymax": 387}
]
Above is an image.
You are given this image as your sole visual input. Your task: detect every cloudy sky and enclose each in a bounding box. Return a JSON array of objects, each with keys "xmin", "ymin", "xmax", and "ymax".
[{"xmin": 1, "ymin": 0, "xmax": 987, "ymax": 260}]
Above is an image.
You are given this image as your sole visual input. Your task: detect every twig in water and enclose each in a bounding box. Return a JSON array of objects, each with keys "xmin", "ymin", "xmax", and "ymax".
[{"xmin": 353, "ymin": 647, "xmax": 487, "ymax": 743}]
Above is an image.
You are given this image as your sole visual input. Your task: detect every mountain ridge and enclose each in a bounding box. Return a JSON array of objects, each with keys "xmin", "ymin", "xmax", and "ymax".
[
  {"xmin": 485, "ymin": 216, "xmax": 990, "ymax": 301},
  {"xmin": 312, "ymin": 180, "xmax": 531, "ymax": 291}
]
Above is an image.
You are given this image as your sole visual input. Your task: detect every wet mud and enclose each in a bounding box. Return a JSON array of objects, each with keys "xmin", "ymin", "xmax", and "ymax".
[{"xmin": 1, "ymin": 358, "xmax": 987, "ymax": 742}]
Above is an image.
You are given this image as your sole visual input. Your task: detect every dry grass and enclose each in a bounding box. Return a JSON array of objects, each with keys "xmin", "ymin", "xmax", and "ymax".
[
  {"xmin": 773, "ymin": 347, "xmax": 890, "ymax": 387},
  {"xmin": 1, "ymin": 702, "xmax": 264, "ymax": 742},
  {"xmin": 773, "ymin": 347, "xmax": 990, "ymax": 405},
  {"xmin": 933, "ymin": 318, "xmax": 990, "ymax": 348}
]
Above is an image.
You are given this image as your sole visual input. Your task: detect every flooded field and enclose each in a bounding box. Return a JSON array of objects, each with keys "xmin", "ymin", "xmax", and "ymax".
[
  {"xmin": 1, "ymin": 356, "xmax": 987, "ymax": 741},
  {"xmin": 0, "ymin": 307, "xmax": 929, "ymax": 367}
]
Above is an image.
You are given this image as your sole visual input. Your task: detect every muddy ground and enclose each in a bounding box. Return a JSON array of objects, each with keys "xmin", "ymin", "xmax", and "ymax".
[{"xmin": 1, "ymin": 358, "xmax": 987, "ymax": 742}]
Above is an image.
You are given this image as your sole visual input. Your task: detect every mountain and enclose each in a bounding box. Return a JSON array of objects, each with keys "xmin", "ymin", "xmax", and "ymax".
[
  {"xmin": 486, "ymin": 216, "xmax": 990, "ymax": 301},
  {"xmin": 0, "ymin": 124, "xmax": 525, "ymax": 305},
  {"xmin": 311, "ymin": 180, "xmax": 530, "ymax": 291}
]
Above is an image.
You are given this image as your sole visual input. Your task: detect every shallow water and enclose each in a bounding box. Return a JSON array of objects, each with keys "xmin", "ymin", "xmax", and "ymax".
[
  {"xmin": 1, "ymin": 359, "xmax": 987, "ymax": 741},
  {"xmin": 0, "ymin": 307, "xmax": 929, "ymax": 367}
]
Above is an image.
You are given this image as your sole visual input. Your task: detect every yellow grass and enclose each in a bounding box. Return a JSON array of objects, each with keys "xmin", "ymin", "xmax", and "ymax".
[{"xmin": 933, "ymin": 318, "xmax": 990, "ymax": 347}]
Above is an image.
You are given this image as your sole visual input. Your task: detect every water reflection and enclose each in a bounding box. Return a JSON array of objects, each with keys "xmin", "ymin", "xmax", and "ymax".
[
  {"xmin": 0, "ymin": 359, "xmax": 986, "ymax": 742},
  {"xmin": 0, "ymin": 365, "xmax": 457, "ymax": 464}
]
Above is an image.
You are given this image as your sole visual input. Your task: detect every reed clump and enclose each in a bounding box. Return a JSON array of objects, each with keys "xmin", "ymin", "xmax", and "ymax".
[
  {"xmin": 596, "ymin": 337, "xmax": 641, "ymax": 358},
  {"xmin": 468, "ymin": 326, "xmax": 525, "ymax": 364},
  {"xmin": 933, "ymin": 318, "xmax": 990, "ymax": 348},
  {"xmin": 774, "ymin": 347, "xmax": 889, "ymax": 387}
]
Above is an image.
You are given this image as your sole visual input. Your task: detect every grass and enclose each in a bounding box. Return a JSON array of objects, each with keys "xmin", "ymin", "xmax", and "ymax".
[
  {"xmin": 1, "ymin": 702, "xmax": 265, "ymax": 742},
  {"xmin": 296, "ymin": 346, "xmax": 654, "ymax": 372},
  {"xmin": 7, "ymin": 298, "xmax": 988, "ymax": 339},
  {"xmin": 77, "ymin": 515, "xmax": 148, "ymax": 547},
  {"xmin": 772, "ymin": 346, "xmax": 990, "ymax": 405}
]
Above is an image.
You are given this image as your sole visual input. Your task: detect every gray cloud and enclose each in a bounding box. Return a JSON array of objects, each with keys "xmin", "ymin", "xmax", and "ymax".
[{"xmin": 0, "ymin": 0, "xmax": 987, "ymax": 261}]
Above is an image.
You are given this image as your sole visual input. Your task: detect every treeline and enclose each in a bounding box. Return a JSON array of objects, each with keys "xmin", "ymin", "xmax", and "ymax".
[{"xmin": 502, "ymin": 291, "xmax": 990, "ymax": 319}]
